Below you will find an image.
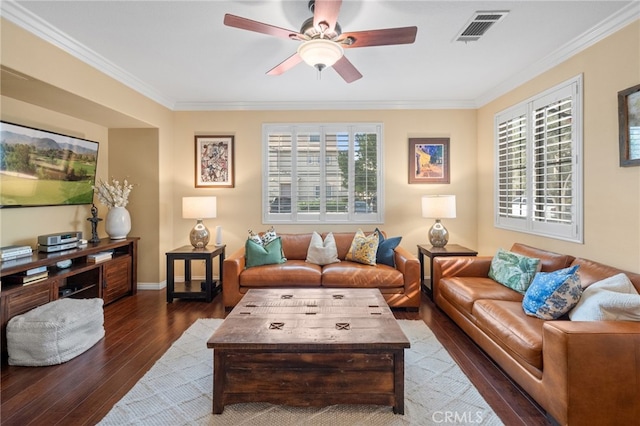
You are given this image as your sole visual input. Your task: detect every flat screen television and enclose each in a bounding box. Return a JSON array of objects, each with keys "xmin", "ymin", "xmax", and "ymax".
[{"xmin": 0, "ymin": 121, "xmax": 99, "ymax": 208}]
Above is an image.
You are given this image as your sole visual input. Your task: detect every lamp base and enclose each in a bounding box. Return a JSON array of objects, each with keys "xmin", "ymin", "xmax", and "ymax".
[
  {"xmin": 428, "ymin": 219, "xmax": 449, "ymax": 248},
  {"xmin": 190, "ymin": 220, "xmax": 210, "ymax": 248}
]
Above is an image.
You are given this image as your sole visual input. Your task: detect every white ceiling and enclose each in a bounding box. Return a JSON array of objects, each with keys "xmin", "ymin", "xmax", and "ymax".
[{"xmin": 3, "ymin": 1, "xmax": 639, "ymax": 111}]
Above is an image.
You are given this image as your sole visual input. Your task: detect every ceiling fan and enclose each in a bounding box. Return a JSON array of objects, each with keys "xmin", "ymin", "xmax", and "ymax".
[{"xmin": 223, "ymin": 0, "xmax": 418, "ymax": 83}]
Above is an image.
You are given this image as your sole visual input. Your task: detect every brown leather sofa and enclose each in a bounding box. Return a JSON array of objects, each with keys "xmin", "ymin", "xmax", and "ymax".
[
  {"xmin": 223, "ymin": 231, "xmax": 420, "ymax": 309},
  {"xmin": 433, "ymin": 243, "xmax": 640, "ymax": 426}
]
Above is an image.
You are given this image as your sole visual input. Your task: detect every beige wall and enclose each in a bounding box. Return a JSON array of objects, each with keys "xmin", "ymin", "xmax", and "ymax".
[
  {"xmin": 477, "ymin": 20, "xmax": 640, "ymax": 272},
  {"xmin": 2, "ymin": 17, "xmax": 639, "ymax": 288},
  {"xmin": 174, "ymin": 109, "xmax": 478, "ymax": 279},
  {"xmin": 1, "ymin": 19, "xmax": 175, "ymax": 284}
]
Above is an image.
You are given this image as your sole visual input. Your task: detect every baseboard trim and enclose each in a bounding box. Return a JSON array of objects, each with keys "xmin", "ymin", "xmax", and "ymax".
[
  {"xmin": 137, "ymin": 275, "xmax": 220, "ymax": 291},
  {"xmin": 137, "ymin": 281, "xmax": 165, "ymax": 291}
]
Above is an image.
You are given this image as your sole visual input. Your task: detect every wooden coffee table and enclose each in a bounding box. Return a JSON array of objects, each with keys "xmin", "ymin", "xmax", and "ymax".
[{"xmin": 207, "ymin": 288, "xmax": 410, "ymax": 414}]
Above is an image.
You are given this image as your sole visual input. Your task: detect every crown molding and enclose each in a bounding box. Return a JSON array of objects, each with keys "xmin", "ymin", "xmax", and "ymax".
[
  {"xmin": 1, "ymin": 1, "xmax": 176, "ymax": 110},
  {"xmin": 173, "ymin": 99, "xmax": 478, "ymax": 111},
  {"xmin": 475, "ymin": 2, "xmax": 640, "ymax": 107}
]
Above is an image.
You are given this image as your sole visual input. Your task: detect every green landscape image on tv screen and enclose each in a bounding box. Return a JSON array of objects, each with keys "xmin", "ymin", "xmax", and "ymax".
[{"xmin": 0, "ymin": 121, "xmax": 99, "ymax": 208}]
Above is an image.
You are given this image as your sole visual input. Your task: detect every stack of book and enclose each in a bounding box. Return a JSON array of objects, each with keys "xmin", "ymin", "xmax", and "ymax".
[
  {"xmin": 87, "ymin": 251, "xmax": 113, "ymax": 263},
  {"xmin": 3, "ymin": 265, "xmax": 49, "ymax": 285},
  {"xmin": 0, "ymin": 245, "xmax": 33, "ymax": 262}
]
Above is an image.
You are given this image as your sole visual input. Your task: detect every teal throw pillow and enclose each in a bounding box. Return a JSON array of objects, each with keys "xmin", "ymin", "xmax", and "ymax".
[
  {"xmin": 488, "ymin": 248, "xmax": 540, "ymax": 294},
  {"xmin": 522, "ymin": 265, "xmax": 582, "ymax": 319},
  {"xmin": 374, "ymin": 228, "xmax": 401, "ymax": 267},
  {"xmin": 245, "ymin": 236, "xmax": 286, "ymax": 268}
]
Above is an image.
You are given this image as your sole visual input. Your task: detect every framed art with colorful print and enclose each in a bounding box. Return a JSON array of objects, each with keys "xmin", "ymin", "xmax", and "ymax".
[
  {"xmin": 195, "ymin": 135, "xmax": 235, "ymax": 188},
  {"xmin": 409, "ymin": 137, "xmax": 450, "ymax": 184}
]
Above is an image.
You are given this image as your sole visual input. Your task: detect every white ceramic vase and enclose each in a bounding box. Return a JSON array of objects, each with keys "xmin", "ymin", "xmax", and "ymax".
[{"xmin": 105, "ymin": 206, "xmax": 131, "ymax": 240}]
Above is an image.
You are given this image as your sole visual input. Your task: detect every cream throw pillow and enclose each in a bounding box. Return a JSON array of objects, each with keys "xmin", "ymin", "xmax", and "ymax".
[
  {"xmin": 569, "ymin": 273, "xmax": 640, "ymax": 321},
  {"xmin": 306, "ymin": 232, "xmax": 340, "ymax": 266}
]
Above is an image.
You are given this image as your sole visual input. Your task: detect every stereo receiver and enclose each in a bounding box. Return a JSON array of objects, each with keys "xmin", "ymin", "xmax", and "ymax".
[{"xmin": 37, "ymin": 231, "xmax": 82, "ymax": 247}]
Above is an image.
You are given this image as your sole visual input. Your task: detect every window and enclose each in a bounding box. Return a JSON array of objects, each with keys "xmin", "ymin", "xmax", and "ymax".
[
  {"xmin": 263, "ymin": 123, "xmax": 383, "ymax": 224},
  {"xmin": 495, "ymin": 75, "xmax": 583, "ymax": 242}
]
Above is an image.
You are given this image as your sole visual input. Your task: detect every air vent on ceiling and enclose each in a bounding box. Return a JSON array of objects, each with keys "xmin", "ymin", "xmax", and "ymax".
[{"xmin": 454, "ymin": 10, "xmax": 509, "ymax": 43}]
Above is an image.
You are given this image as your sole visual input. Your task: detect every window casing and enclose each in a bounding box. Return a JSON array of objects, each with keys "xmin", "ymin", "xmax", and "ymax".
[
  {"xmin": 495, "ymin": 75, "xmax": 583, "ymax": 242},
  {"xmin": 263, "ymin": 123, "xmax": 383, "ymax": 224}
]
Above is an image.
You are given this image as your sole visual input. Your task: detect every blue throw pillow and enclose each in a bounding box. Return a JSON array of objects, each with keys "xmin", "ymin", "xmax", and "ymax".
[
  {"xmin": 522, "ymin": 265, "xmax": 582, "ymax": 319},
  {"xmin": 374, "ymin": 228, "xmax": 401, "ymax": 267}
]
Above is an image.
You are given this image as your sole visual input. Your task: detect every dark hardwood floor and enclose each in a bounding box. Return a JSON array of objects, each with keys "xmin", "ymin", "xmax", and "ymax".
[{"xmin": 1, "ymin": 290, "xmax": 550, "ymax": 425}]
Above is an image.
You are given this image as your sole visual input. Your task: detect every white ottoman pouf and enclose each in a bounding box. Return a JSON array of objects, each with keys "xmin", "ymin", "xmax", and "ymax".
[{"xmin": 7, "ymin": 298, "xmax": 105, "ymax": 366}]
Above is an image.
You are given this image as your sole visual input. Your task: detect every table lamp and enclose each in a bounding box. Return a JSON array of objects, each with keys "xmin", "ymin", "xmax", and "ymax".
[
  {"xmin": 422, "ymin": 195, "xmax": 456, "ymax": 248},
  {"xmin": 182, "ymin": 196, "xmax": 217, "ymax": 248}
]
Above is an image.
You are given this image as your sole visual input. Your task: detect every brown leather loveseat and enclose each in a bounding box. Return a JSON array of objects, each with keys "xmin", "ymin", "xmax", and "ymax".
[
  {"xmin": 433, "ymin": 243, "xmax": 640, "ymax": 425},
  {"xmin": 223, "ymin": 231, "xmax": 420, "ymax": 309}
]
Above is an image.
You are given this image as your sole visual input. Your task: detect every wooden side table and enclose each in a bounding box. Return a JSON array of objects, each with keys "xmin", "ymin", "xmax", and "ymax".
[
  {"xmin": 417, "ymin": 244, "xmax": 477, "ymax": 300},
  {"xmin": 166, "ymin": 245, "xmax": 225, "ymax": 303}
]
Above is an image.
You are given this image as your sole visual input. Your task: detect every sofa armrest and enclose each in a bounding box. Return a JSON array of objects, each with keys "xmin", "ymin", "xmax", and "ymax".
[
  {"xmin": 222, "ymin": 246, "xmax": 246, "ymax": 309},
  {"xmin": 392, "ymin": 246, "xmax": 421, "ymax": 307},
  {"xmin": 542, "ymin": 320, "xmax": 640, "ymax": 425},
  {"xmin": 432, "ymin": 256, "xmax": 493, "ymax": 300}
]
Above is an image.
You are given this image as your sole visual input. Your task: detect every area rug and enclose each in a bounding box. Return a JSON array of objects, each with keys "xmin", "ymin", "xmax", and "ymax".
[{"xmin": 99, "ymin": 319, "xmax": 503, "ymax": 425}]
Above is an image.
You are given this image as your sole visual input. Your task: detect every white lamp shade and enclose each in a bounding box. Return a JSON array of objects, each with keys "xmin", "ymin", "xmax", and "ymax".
[
  {"xmin": 297, "ymin": 39, "xmax": 344, "ymax": 68},
  {"xmin": 422, "ymin": 195, "xmax": 456, "ymax": 219},
  {"xmin": 182, "ymin": 196, "xmax": 217, "ymax": 219}
]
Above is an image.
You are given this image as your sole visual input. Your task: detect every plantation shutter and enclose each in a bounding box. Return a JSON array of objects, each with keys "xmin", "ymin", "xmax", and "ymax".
[
  {"xmin": 496, "ymin": 108, "xmax": 527, "ymax": 224},
  {"xmin": 263, "ymin": 123, "xmax": 383, "ymax": 224},
  {"xmin": 324, "ymin": 129, "xmax": 349, "ymax": 216},
  {"xmin": 266, "ymin": 127, "xmax": 293, "ymax": 214},
  {"xmin": 532, "ymin": 95, "xmax": 573, "ymax": 224},
  {"xmin": 494, "ymin": 75, "xmax": 582, "ymax": 242},
  {"xmin": 352, "ymin": 130, "xmax": 379, "ymax": 214}
]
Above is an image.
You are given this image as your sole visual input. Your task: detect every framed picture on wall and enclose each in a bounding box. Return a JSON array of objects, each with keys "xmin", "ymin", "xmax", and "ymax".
[
  {"xmin": 618, "ymin": 84, "xmax": 640, "ymax": 167},
  {"xmin": 195, "ymin": 135, "xmax": 235, "ymax": 188},
  {"xmin": 408, "ymin": 138, "xmax": 450, "ymax": 184}
]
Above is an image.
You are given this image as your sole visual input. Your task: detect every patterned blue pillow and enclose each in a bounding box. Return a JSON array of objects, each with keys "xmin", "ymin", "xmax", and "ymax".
[
  {"xmin": 522, "ymin": 265, "xmax": 582, "ymax": 319},
  {"xmin": 488, "ymin": 248, "xmax": 540, "ymax": 294},
  {"xmin": 374, "ymin": 228, "xmax": 401, "ymax": 267}
]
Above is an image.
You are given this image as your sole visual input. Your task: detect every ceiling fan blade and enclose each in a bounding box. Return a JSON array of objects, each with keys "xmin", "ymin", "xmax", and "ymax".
[
  {"xmin": 224, "ymin": 14, "xmax": 302, "ymax": 40},
  {"xmin": 266, "ymin": 53, "xmax": 303, "ymax": 76},
  {"xmin": 341, "ymin": 26, "xmax": 418, "ymax": 48},
  {"xmin": 313, "ymin": 0, "xmax": 342, "ymax": 33},
  {"xmin": 332, "ymin": 56, "xmax": 362, "ymax": 83}
]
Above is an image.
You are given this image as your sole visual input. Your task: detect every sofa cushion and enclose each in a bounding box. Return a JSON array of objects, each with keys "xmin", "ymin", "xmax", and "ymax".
[
  {"xmin": 240, "ymin": 260, "xmax": 322, "ymax": 287},
  {"xmin": 511, "ymin": 243, "xmax": 575, "ymax": 272},
  {"xmin": 278, "ymin": 233, "xmax": 314, "ymax": 260},
  {"xmin": 322, "ymin": 261, "xmax": 404, "ymax": 288},
  {"xmin": 472, "ymin": 299, "xmax": 544, "ymax": 375},
  {"xmin": 345, "ymin": 229, "xmax": 379, "ymax": 266},
  {"xmin": 489, "ymin": 248, "xmax": 540, "ymax": 294},
  {"xmin": 374, "ymin": 228, "xmax": 401, "ymax": 267},
  {"xmin": 572, "ymin": 257, "xmax": 640, "ymax": 292},
  {"xmin": 522, "ymin": 265, "xmax": 582, "ymax": 319},
  {"xmin": 306, "ymin": 231, "xmax": 340, "ymax": 266},
  {"xmin": 569, "ymin": 273, "xmax": 640, "ymax": 321},
  {"xmin": 438, "ymin": 277, "xmax": 523, "ymax": 315},
  {"xmin": 245, "ymin": 237, "xmax": 286, "ymax": 268}
]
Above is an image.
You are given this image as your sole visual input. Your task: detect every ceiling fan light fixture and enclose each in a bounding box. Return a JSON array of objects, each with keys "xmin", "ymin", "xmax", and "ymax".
[{"xmin": 297, "ymin": 39, "xmax": 344, "ymax": 71}]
